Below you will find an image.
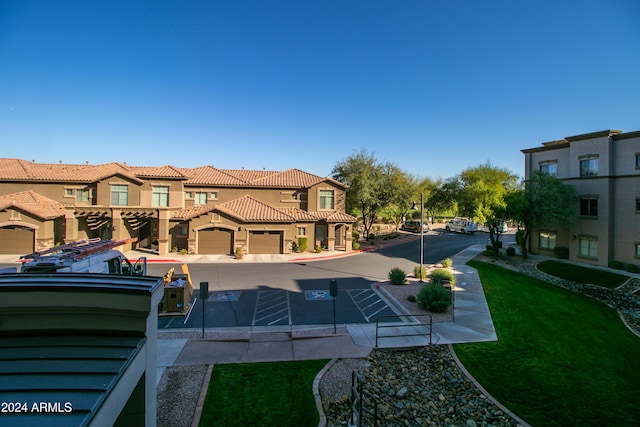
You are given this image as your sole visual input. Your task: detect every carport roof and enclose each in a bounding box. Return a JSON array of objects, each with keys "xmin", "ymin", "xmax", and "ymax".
[{"xmin": 0, "ymin": 333, "xmax": 145, "ymax": 427}]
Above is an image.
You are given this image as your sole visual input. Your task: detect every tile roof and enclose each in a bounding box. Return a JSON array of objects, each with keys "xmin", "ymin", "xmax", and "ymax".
[
  {"xmin": 311, "ymin": 210, "xmax": 358, "ymax": 223},
  {"xmin": 215, "ymin": 196, "xmax": 297, "ymax": 223},
  {"xmin": 0, "ymin": 190, "xmax": 65, "ymax": 219},
  {"xmin": 276, "ymin": 207, "xmax": 320, "ymax": 221},
  {"xmin": 0, "ymin": 159, "xmax": 339, "ymax": 189},
  {"xmin": 171, "ymin": 205, "xmax": 216, "ymax": 221}
]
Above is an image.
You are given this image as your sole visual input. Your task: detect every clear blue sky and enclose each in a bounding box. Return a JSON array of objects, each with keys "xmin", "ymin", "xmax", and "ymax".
[{"xmin": 1, "ymin": 1, "xmax": 638, "ymax": 180}]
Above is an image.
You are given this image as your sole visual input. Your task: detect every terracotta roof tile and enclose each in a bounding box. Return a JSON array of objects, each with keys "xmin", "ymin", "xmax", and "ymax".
[
  {"xmin": 129, "ymin": 165, "xmax": 187, "ymax": 179},
  {"xmin": 181, "ymin": 166, "xmax": 248, "ymax": 186},
  {"xmin": 311, "ymin": 210, "xmax": 358, "ymax": 223},
  {"xmin": 216, "ymin": 196, "xmax": 296, "ymax": 222},
  {"xmin": 250, "ymin": 169, "xmax": 325, "ymax": 187},
  {"xmin": 276, "ymin": 207, "xmax": 319, "ymax": 221},
  {"xmin": 0, "ymin": 190, "xmax": 65, "ymax": 219},
  {"xmin": 171, "ymin": 205, "xmax": 216, "ymax": 220},
  {"xmin": 0, "ymin": 159, "xmax": 142, "ymax": 183}
]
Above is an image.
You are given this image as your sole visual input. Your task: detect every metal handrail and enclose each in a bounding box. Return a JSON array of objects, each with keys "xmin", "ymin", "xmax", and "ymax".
[{"xmin": 375, "ymin": 313, "xmax": 433, "ymax": 347}]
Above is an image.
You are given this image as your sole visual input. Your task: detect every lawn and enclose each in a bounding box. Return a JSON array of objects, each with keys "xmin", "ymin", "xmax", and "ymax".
[
  {"xmin": 198, "ymin": 359, "xmax": 329, "ymax": 427},
  {"xmin": 454, "ymin": 261, "xmax": 640, "ymax": 427},
  {"xmin": 536, "ymin": 259, "xmax": 629, "ymax": 289}
]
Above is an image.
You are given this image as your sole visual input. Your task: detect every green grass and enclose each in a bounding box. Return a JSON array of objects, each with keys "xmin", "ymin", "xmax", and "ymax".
[
  {"xmin": 537, "ymin": 259, "xmax": 628, "ymax": 289},
  {"xmin": 454, "ymin": 261, "xmax": 640, "ymax": 427},
  {"xmin": 199, "ymin": 359, "xmax": 329, "ymax": 427}
]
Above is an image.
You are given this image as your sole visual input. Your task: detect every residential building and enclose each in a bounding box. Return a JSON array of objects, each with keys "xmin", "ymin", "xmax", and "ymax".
[
  {"xmin": 522, "ymin": 129, "xmax": 640, "ymax": 267},
  {"xmin": 0, "ymin": 159, "xmax": 357, "ymax": 256}
]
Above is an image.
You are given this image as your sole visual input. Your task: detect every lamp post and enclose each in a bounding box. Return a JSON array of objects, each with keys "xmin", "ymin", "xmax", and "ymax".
[{"xmin": 411, "ymin": 193, "xmax": 425, "ymax": 282}]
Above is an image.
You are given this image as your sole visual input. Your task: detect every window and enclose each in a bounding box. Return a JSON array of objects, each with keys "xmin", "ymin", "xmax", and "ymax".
[
  {"xmin": 76, "ymin": 188, "xmax": 91, "ymax": 203},
  {"xmin": 579, "ymin": 198, "xmax": 598, "ymax": 217},
  {"xmin": 636, "ymin": 153, "xmax": 640, "ymax": 169},
  {"xmin": 65, "ymin": 188, "xmax": 74, "ymax": 197},
  {"xmin": 578, "ymin": 237, "xmax": 597, "ymax": 258},
  {"xmin": 319, "ymin": 190, "xmax": 334, "ymax": 210},
  {"xmin": 153, "ymin": 186, "xmax": 169, "ymax": 207},
  {"xmin": 635, "ymin": 243, "xmax": 640, "ymax": 258},
  {"xmin": 111, "ymin": 185, "xmax": 128, "ymax": 206},
  {"xmin": 539, "ymin": 162, "xmax": 557, "ymax": 176},
  {"xmin": 185, "ymin": 191, "xmax": 193, "ymax": 199},
  {"xmin": 194, "ymin": 192, "xmax": 207, "ymax": 205},
  {"xmin": 297, "ymin": 227, "xmax": 306, "ymax": 236},
  {"xmin": 580, "ymin": 158, "xmax": 598, "ymax": 177},
  {"xmin": 636, "ymin": 198, "xmax": 640, "ymax": 212},
  {"xmin": 539, "ymin": 231, "xmax": 557, "ymax": 250},
  {"xmin": 210, "ymin": 192, "xmax": 218, "ymax": 200}
]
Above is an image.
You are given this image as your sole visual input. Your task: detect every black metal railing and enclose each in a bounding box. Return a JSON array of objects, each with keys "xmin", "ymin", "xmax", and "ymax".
[{"xmin": 350, "ymin": 370, "xmax": 377, "ymax": 427}]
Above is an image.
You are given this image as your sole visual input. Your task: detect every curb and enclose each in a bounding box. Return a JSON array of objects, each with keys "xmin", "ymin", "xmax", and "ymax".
[{"xmin": 313, "ymin": 359, "xmax": 337, "ymax": 427}]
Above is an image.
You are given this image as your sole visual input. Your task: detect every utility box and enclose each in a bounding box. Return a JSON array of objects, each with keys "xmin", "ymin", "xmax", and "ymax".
[{"xmin": 160, "ymin": 267, "xmax": 194, "ymax": 315}]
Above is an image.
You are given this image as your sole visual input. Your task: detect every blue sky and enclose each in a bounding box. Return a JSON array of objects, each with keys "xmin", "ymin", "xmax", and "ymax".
[{"xmin": 1, "ymin": 1, "xmax": 639, "ymax": 180}]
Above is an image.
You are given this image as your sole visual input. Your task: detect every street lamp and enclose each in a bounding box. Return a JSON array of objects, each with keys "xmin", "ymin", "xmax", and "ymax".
[{"xmin": 411, "ymin": 193, "xmax": 424, "ymax": 282}]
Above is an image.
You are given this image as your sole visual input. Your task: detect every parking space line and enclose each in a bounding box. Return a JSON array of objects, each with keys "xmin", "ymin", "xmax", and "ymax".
[{"xmin": 252, "ymin": 290, "xmax": 291, "ymax": 326}]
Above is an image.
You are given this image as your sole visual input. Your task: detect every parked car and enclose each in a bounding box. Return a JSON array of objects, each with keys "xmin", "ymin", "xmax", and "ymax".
[{"xmin": 401, "ymin": 220, "xmax": 429, "ymax": 233}]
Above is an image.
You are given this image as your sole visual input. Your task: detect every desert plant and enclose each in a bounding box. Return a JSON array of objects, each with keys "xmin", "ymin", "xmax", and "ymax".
[
  {"xmin": 179, "ymin": 248, "xmax": 188, "ymax": 255},
  {"xmin": 368, "ymin": 233, "xmax": 376, "ymax": 240},
  {"xmin": 417, "ymin": 283, "xmax": 452, "ymax": 312},
  {"xmin": 609, "ymin": 260, "xmax": 625, "ymax": 270},
  {"xmin": 428, "ymin": 267, "xmax": 455, "ymax": 285},
  {"xmin": 441, "ymin": 258, "xmax": 453, "ymax": 268},
  {"xmin": 352, "ymin": 242, "xmax": 360, "ymax": 250},
  {"xmin": 314, "ymin": 245, "xmax": 322, "ymax": 253},
  {"xmin": 553, "ymin": 246, "xmax": 569, "ymax": 259},
  {"xmin": 413, "ymin": 265, "xmax": 427, "ymax": 280},
  {"xmin": 388, "ymin": 267, "xmax": 407, "ymax": 285},
  {"xmin": 298, "ymin": 237, "xmax": 308, "ymax": 252},
  {"xmin": 506, "ymin": 246, "xmax": 516, "ymax": 256},
  {"xmin": 235, "ymin": 246, "xmax": 244, "ymax": 259}
]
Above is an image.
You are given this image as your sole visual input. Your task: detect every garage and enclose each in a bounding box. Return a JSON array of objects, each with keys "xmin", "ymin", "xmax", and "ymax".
[
  {"xmin": 0, "ymin": 225, "xmax": 34, "ymax": 254},
  {"xmin": 198, "ymin": 227, "xmax": 233, "ymax": 254},
  {"xmin": 249, "ymin": 230, "xmax": 283, "ymax": 254}
]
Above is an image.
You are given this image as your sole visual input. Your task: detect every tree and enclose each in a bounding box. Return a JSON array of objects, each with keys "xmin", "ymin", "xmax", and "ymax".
[
  {"xmin": 331, "ymin": 149, "xmax": 399, "ymax": 240},
  {"xmin": 425, "ymin": 177, "xmax": 460, "ymax": 221},
  {"xmin": 455, "ymin": 162, "xmax": 519, "ymax": 257},
  {"xmin": 506, "ymin": 171, "xmax": 576, "ymax": 258}
]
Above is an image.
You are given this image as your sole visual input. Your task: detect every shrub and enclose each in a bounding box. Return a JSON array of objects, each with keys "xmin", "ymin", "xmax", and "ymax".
[
  {"xmin": 314, "ymin": 245, "xmax": 322, "ymax": 253},
  {"xmin": 428, "ymin": 267, "xmax": 455, "ymax": 285},
  {"xmin": 609, "ymin": 260, "xmax": 625, "ymax": 270},
  {"xmin": 368, "ymin": 233, "xmax": 376, "ymax": 240},
  {"xmin": 352, "ymin": 230, "xmax": 360, "ymax": 241},
  {"xmin": 441, "ymin": 258, "xmax": 453, "ymax": 268},
  {"xmin": 625, "ymin": 264, "xmax": 639, "ymax": 273},
  {"xmin": 352, "ymin": 242, "xmax": 360, "ymax": 250},
  {"xmin": 553, "ymin": 246, "xmax": 569, "ymax": 259},
  {"xmin": 484, "ymin": 245, "xmax": 496, "ymax": 257},
  {"xmin": 235, "ymin": 247, "xmax": 244, "ymax": 259},
  {"xmin": 388, "ymin": 267, "xmax": 407, "ymax": 285},
  {"xmin": 417, "ymin": 283, "xmax": 452, "ymax": 312},
  {"xmin": 407, "ymin": 295, "xmax": 417, "ymax": 303},
  {"xmin": 298, "ymin": 237, "xmax": 308, "ymax": 252},
  {"xmin": 506, "ymin": 246, "xmax": 516, "ymax": 256},
  {"xmin": 515, "ymin": 229, "xmax": 525, "ymax": 246},
  {"xmin": 413, "ymin": 265, "xmax": 427, "ymax": 280},
  {"xmin": 180, "ymin": 248, "xmax": 188, "ymax": 255}
]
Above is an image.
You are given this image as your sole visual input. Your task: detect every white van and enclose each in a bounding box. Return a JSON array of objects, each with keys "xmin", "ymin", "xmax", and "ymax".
[
  {"xmin": 445, "ymin": 217, "xmax": 479, "ymax": 234},
  {"xmin": 18, "ymin": 238, "xmax": 147, "ymax": 275}
]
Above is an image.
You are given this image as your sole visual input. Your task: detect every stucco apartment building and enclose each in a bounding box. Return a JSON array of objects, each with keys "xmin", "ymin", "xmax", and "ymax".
[
  {"xmin": 522, "ymin": 129, "xmax": 640, "ymax": 268},
  {"xmin": 0, "ymin": 158, "xmax": 357, "ymax": 256}
]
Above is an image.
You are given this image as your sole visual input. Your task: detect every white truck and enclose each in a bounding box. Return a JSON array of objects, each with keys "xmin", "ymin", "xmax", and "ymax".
[
  {"xmin": 17, "ymin": 237, "xmax": 147, "ymax": 275},
  {"xmin": 445, "ymin": 217, "xmax": 479, "ymax": 234}
]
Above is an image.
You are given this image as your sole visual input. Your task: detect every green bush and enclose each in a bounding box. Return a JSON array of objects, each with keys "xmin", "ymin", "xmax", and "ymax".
[
  {"xmin": 506, "ymin": 246, "xmax": 516, "ymax": 256},
  {"xmin": 352, "ymin": 230, "xmax": 360, "ymax": 241},
  {"xmin": 314, "ymin": 245, "xmax": 322, "ymax": 253},
  {"xmin": 441, "ymin": 258, "xmax": 453, "ymax": 268},
  {"xmin": 368, "ymin": 233, "xmax": 376, "ymax": 240},
  {"xmin": 428, "ymin": 267, "xmax": 455, "ymax": 285},
  {"xmin": 413, "ymin": 265, "xmax": 427, "ymax": 280},
  {"xmin": 609, "ymin": 260, "xmax": 625, "ymax": 270},
  {"xmin": 297, "ymin": 237, "xmax": 308, "ymax": 252},
  {"xmin": 352, "ymin": 242, "xmax": 360, "ymax": 250},
  {"xmin": 515, "ymin": 229, "xmax": 525, "ymax": 246},
  {"xmin": 388, "ymin": 267, "xmax": 407, "ymax": 285},
  {"xmin": 553, "ymin": 246, "xmax": 569, "ymax": 259},
  {"xmin": 407, "ymin": 295, "xmax": 417, "ymax": 303},
  {"xmin": 484, "ymin": 245, "xmax": 496, "ymax": 257},
  {"xmin": 625, "ymin": 263, "xmax": 639, "ymax": 273},
  {"xmin": 417, "ymin": 283, "xmax": 452, "ymax": 312}
]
